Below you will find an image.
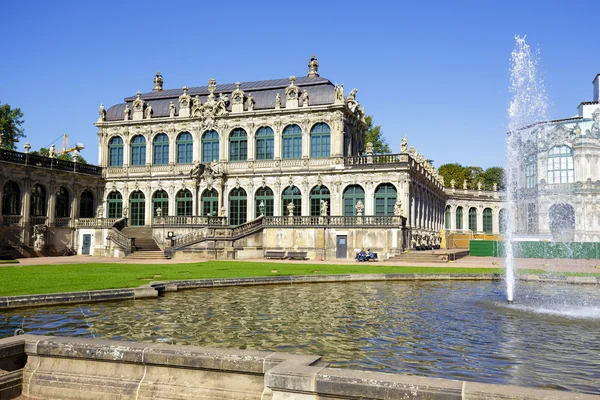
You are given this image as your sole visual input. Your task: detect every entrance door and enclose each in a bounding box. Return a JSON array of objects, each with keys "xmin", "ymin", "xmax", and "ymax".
[
  {"xmin": 129, "ymin": 191, "xmax": 146, "ymax": 226},
  {"xmin": 82, "ymin": 234, "xmax": 92, "ymax": 255},
  {"xmin": 336, "ymin": 235, "xmax": 347, "ymax": 259}
]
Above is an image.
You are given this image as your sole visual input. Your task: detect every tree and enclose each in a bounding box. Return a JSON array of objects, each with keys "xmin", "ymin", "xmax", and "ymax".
[
  {"xmin": 464, "ymin": 166, "xmax": 485, "ymax": 189},
  {"xmin": 32, "ymin": 147, "xmax": 88, "ymax": 164},
  {"xmin": 438, "ymin": 163, "xmax": 467, "ymax": 187},
  {"xmin": 482, "ymin": 167, "xmax": 505, "ymax": 190},
  {"xmin": 363, "ymin": 115, "xmax": 391, "ymax": 154},
  {"xmin": 0, "ymin": 102, "xmax": 25, "ymax": 150}
]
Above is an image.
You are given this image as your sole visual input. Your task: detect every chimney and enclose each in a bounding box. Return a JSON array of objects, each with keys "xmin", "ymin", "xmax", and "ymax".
[{"xmin": 594, "ymin": 73, "xmax": 600, "ymax": 102}]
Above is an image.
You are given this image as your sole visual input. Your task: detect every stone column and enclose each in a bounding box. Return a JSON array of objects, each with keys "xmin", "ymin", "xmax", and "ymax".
[
  {"xmin": 22, "ymin": 189, "xmax": 31, "ymax": 224},
  {"xmin": 70, "ymin": 191, "xmax": 79, "ymax": 220},
  {"xmin": 218, "ymin": 183, "xmax": 224, "ymax": 216},
  {"xmin": 247, "ymin": 130, "xmax": 255, "ymax": 162},
  {"xmin": 302, "ymin": 130, "xmax": 309, "ymax": 159},
  {"xmin": 169, "ymin": 134, "xmax": 176, "ymax": 165},
  {"xmin": 410, "ymin": 193, "xmax": 415, "ymax": 227},
  {"xmin": 477, "ymin": 207, "xmax": 484, "ymax": 233},
  {"xmin": 123, "ymin": 140, "xmax": 130, "ymax": 167},
  {"xmin": 364, "ymin": 185, "xmax": 374, "ymax": 216},
  {"xmin": 145, "ymin": 190, "xmax": 152, "ymax": 226},
  {"xmin": 450, "ymin": 205, "xmax": 456, "ymax": 231},
  {"xmin": 403, "ymin": 181, "xmax": 410, "ymax": 223},
  {"xmin": 219, "ymin": 132, "xmax": 227, "ymax": 162},
  {"xmin": 463, "ymin": 208, "xmax": 469, "ymax": 232},
  {"xmin": 47, "ymin": 190, "xmax": 56, "ymax": 226},
  {"xmin": 145, "ymin": 138, "xmax": 152, "ymax": 166},
  {"xmin": 273, "ymin": 127, "xmax": 282, "ymax": 161},
  {"xmin": 492, "ymin": 208, "xmax": 500, "ymax": 234},
  {"xmin": 274, "ymin": 187, "xmax": 282, "ymax": 216}
]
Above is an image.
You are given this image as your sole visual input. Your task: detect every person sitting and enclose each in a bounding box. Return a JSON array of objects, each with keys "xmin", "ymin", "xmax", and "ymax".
[
  {"xmin": 356, "ymin": 248, "xmax": 367, "ymax": 262},
  {"xmin": 367, "ymin": 249, "xmax": 375, "ymax": 261}
]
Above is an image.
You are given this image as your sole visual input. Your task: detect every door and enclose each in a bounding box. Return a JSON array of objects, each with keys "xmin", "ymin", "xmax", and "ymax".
[
  {"xmin": 82, "ymin": 234, "xmax": 92, "ymax": 255},
  {"xmin": 129, "ymin": 191, "xmax": 146, "ymax": 226},
  {"xmin": 336, "ymin": 235, "xmax": 347, "ymax": 259}
]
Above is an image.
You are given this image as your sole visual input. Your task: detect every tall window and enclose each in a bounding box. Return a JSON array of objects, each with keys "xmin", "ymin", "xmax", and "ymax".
[
  {"xmin": 129, "ymin": 190, "xmax": 146, "ymax": 226},
  {"xmin": 202, "ymin": 130, "xmax": 219, "ymax": 163},
  {"xmin": 282, "ymin": 124, "xmax": 302, "ymax": 159},
  {"xmin": 255, "ymin": 187, "xmax": 274, "ymax": 217},
  {"xmin": 445, "ymin": 205, "xmax": 451, "ymax": 229},
  {"xmin": 79, "ymin": 190, "xmax": 94, "ymax": 218},
  {"xmin": 56, "ymin": 187, "xmax": 70, "ymax": 218},
  {"xmin": 130, "ymin": 135, "xmax": 146, "ymax": 166},
  {"xmin": 310, "ymin": 123, "xmax": 331, "ymax": 158},
  {"xmin": 483, "ymin": 208, "xmax": 493, "ymax": 233},
  {"xmin": 456, "ymin": 206, "xmax": 463, "ymax": 230},
  {"xmin": 310, "ymin": 186, "xmax": 330, "ymax": 216},
  {"xmin": 177, "ymin": 132, "xmax": 193, "ymax": 164},
  {"xmin": 152, "ymin": 190, "xmax": 169, "ymax": 217},
  {"xmin": 282, "ymin": 186, "xmax": 302, "ymax": 216},
  {"xmin": 153, "ymin": 133, "xmax": 169, "ymax": 165},
  {"xmin": 343, "ymin": 185, "xmax": 365, "ymax": 216},
  {"xmin": 30, "ymin": 184, "xmax": 46, "ymax": 217},
  {"xmin": 525, "ymin": 155, "xmax": 537, "ymax": 188},
  {"xmin": 2, "ymin": 181, "xmax": 20, "ymax": 215},
  {"xmin": 176, "ymin": 189, "xmax": 193, "ymax": 216},
  {"xmin": 201, "ymin": 189, "xmax": 219, "ymax": 216},
  {"xmin": 107, "ymin": 191, "xmax": 123, "ymax": 219},
  {"xmin": 229, "ymin": 188, "xmax": 247, "ymax": 226},
  {"xmin": 547, "ymin": 146, "xmax": 574, "ymax": 184},
  {"xmin": 108, "ymin": 136, "xmax": 124, "ymax": 167},
  {"xmin": 468, "ymin": 207, "xmax": 477, "ymax": 231},
  {"xmin": 255, "ymin": 127, "xmax": 274, "ymax": 160},
  {"xmin": 229, "ymin": 128, "xmax": 248, "ymax": 161},
  {"xmin": 374, "ymin": 183, "xmax": 397, "ymax": 216}
]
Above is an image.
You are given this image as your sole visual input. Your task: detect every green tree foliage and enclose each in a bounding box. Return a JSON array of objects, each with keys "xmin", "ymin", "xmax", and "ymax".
[
  {"xmin": 32, "ymin": 147, "xmax": 88, "ymax": 164},
  {"xmin": 364, "ymin": 115, "xmax": 391, "ymax": 154},
  {"xmin": 0, "ymin": 102, "xmax": 25, "ymax": 150},
  {"xmin": 438, "ymin": 163, "xmax": 504, "ymax": 190}
]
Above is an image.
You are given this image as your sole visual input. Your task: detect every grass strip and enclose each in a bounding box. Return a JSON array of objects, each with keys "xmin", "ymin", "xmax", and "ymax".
[{"xmin": 0, "ymin": 261, "xmax": 511, "ymax": 297}]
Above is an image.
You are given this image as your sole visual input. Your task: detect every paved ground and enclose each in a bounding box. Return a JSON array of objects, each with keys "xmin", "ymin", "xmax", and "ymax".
[{"xmin": 9, "ymin": 254, "xmax": 600, "ymax": 274}]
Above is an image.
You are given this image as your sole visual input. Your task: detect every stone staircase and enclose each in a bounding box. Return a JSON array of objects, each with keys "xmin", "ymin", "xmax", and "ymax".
[
  {"xmin": 121, "ymin": 227, "xmax": 168, "ymax": 260},
  {"xmin": 386, "ymin": 249, "xmax": 470, "ymax": 263}
]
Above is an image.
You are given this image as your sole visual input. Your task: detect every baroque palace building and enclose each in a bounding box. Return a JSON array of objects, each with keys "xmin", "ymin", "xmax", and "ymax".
[{"xmin": 1, "ymin": 56, "xmax": 506, "ymax": 259}]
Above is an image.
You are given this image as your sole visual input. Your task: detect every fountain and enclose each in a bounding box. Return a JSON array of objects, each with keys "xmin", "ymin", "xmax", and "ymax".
[{"xmin": 505, "ymin": 35, "xmax": 549, "ymax": 302}]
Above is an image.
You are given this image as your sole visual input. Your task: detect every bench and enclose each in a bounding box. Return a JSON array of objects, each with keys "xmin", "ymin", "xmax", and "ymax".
[
  {"xmin": 265, "ymin": 251, "xmax": 287, "ymax": 259},
  {"xmin": 287, "ymin": 251, "xmax": 308, "ymax": 260},
  {"xmin": 355, "ymin": 252, "xmax": 379, "ymax": 262}
]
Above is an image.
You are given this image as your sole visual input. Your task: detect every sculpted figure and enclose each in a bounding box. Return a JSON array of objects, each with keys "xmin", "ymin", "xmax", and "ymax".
[
  {"xmin": 591, "ymin": 109, "xmax": 600, "ymax": 137},
  {"xmin": 145, "ymin": 105, "xmax": 152, "ymax": 119},
  {"xmin": 394, "ymin": 199, "xmax": 403, "ymax": 216},
  {"xmin": 48, "ymin": 144, "xmax": 56, "ymax": 158},
  {"xmin": 287, "ymin": 201, "xmax": 295, "ymax": 216},
  {"xmin": 246, "ymin": 94, "xmax": 255, "ymax": 111},
  {"xmin": 401, "ymin": 136, "xmax": 408, "ymax": 153},
  {"xmin": 302, "ymin": 89, "xmax": 309, "ymax": 106},
  {"xmin": 477, "ymin": 181, "xmax": 482, "ymax": 191},
  {"xmin": 169, "ymin": 101, "xmax": 175, "ymax": 117},
  {"xmin": 355, "ymin": 199, "xmax": 364, "ymax": 216},
  {"xmin": 98, "ymin": 104, "xmax": 106, "ymax": 121},
  {"xmin": 124, "ymin": 105, "xmax": 130, "ymax": 120},
  {"xmin": 348, "ymin": 88, "xmax": 358, "ymax": 101},
  {"xmin": 96, "ymin": 204, "xmax": 104, "ymax": 218},
  {"xmin": 275, "ymin": 93, "xmax": 281, "ymax": 109},
  {"xmin": 122, "ymin": 205, "xmax": 128, "ymax": 218},
  {"xmin": 463, "ymin": 180, "xmax": 468, "ymax": 190},
  {"xmin": 33, "ymin": 225, "xmax": 47, "ymax": 252},
  {"xmin": 320, "ymin": 200, "xmax": 328, "ymax": 216}
]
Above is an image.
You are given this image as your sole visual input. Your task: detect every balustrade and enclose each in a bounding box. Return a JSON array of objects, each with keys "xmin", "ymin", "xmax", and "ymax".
[
  {"xmin": 30, "ymin": 216, "xmax": 48, "ymax": 226},
  {"xmin": 53, "ymin": 217, "xmax": 72, "ymax": 227},
  {"xmin": 107, "ymin": 228, "xmax": 133, "ymax": 252},
  {"xmin": 1, "ymin": 216, "xmax": 22, "ymax": 227},
  {"xmin": 0, "ymin": 149, "xmax": 102, "ymax": 176},
  {"xmin": 153, "ymin": 216, "xmax": 227, "ymax": 227},
  {"xmin": 76, "ymin": 218, "xmax": 118, "ymax": 228},
  {"xmin": 264, "ymin": 215, "xmax": 399, "ymax": 227},
  {"xmin": 343, "ymin": 153, "xmax": 406, "ymax": 166}
]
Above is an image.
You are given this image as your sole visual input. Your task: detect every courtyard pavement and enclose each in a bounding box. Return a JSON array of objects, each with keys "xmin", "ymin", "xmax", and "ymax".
[{"xmin": 9, "ymin": 254, "xmax": 600, "ymax": 274}]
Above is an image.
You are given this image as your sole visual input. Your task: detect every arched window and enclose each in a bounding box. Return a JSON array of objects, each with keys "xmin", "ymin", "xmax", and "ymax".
[
  {"xmin": 499, "ymin": 208, "xmax": 506, "ymax": 234},
  {"xmin": 176, "ymin": 189, "xmax": 193, "ymax": 216},
  {"xmin": 107, "ymin": 191, "xmax": 123, "ymax": 219},
  {"xmin": 310, "ymin": 123, "xmax": 330, "ymax": 158},
  {"xmin": 229, "ymin": 128, "xmax": 248, "ymax": 161},
  {"xmin": 202, "ymin": 130, "xmax": 219, "ymax": 163},
  {"xmin": 108, "ymin": 136, "xmax": 124, "ymax": 167},
  {"xmin": 468, "ymin": 207, "xmax": 477, "ymax": 232},
  {"xmin": 342, "ymin": 185, "xmax": 365, "ymax": 216},
  {"xmin": 177, "ymin": 132, "xmax": 193, "ymax": 164},
  {"xmin": 229, "ymin": 188, "xmax": 247, "ymax": 226},
  {"xmin": 456, "ymin": 206, "xmax": 463, "ymax": 230},
  {"xmin": 483, "ymin": 208, "xmax": 493, "ymax": 233},
  {"xmin": 374, "ymin": 183, "xmax": 397, "ymax": 216},
  {"xmin": 445, "ymin": 205, "xmax": 451, "ymax": 229},
  {"xmin": 2, "ymin": 181, "xmax": 20, "ymax": 215},
  {"xmin": 256, "ymin": 127, "xmax": 274, "ymax": 160},
  {"xmin": 526, "ymin": 155, "xmax": 537, "ymax": 188},
  {"xmin": 152, "ymin": 190, "xmax": 168, "ymax": 217},
  {"xmin": 56, "ymin": 187, "xmax": 70, "ymax": 218},
  {"xmin": 547, "ymin": 146, "xmax": 574, "ymax": 184},
  {"xmin": 201, "ymin": 189, "xmax": 219, "ymax": 216},
  {"xmin": 282, "ymin": 124, "xmax": 302, "ymax": 159},
  {"xmin": 153, "ymin": 133, "xmax": 169, "ymax": 165},
  {"xmin": 129, "ymin": 190, "xmax": 146, "ymax": 226},
  {"xmin": 30, "ymin": 184, "xmax": 46, "ymax": 217},
  {"xmin": 310, "ymin": 185, "xmax": 330, "ymax": 216},
  {"xmin": 130, "ymin": 135, "xmax": 146, "ymax": 166},
  {"xmin": 282, "ymin": 186, "xmax": 302, "ymax": 216},
  {"xmin": 255, "ymin": 187, "xmax": 274, "ymax": 217},
  {"xmin": 79, "ymin": 190, "xmax": 94, "ymax": 218}
]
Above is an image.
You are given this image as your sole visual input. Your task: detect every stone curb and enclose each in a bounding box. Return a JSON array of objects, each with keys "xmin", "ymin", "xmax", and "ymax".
[{"xmin": 5, "ymin": 272, "xmax": 599, "ymax": 310}]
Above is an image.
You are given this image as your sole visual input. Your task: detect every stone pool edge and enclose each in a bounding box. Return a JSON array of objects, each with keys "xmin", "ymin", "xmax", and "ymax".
[{"xmin": 2, "ymin": 273, "xmax": 598, "ymax": 310}]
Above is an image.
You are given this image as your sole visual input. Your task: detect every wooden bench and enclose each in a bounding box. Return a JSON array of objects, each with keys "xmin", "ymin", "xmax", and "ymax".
[
  {"xmin": 356, "ymin": 252, "xmax": 379, "ymax": 262},
  {"xmin": 265, "ymin": 251, "xmax": 287, "ymax": 259},
  {"xmin": 287, "ymin": 251, "xmax": 308, "ymax": 260}
]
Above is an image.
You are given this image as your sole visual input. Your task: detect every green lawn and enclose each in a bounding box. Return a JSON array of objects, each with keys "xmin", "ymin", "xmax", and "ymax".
[{"xmin": 0, "ymin": 261, "xmax": 512, "ymax": 297}]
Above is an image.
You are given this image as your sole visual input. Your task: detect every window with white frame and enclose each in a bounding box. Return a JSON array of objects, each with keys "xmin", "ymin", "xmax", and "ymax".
[
  {"xmin": 547, "ymin": 146, "xmax": 574, "ymax": 184},
  {"xmin": 525, "ymin": 155, "xmax": 537, "ymax": 188}
]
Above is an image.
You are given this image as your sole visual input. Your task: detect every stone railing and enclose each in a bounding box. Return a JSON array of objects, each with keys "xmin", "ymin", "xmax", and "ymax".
[
  {"xmin": 0, "ymin": 215, "xmax": 22, "ymax": 227},
  {"xmin": 153, "ymin": 215, "xmax": 227, "ymax": 227},
  {"xmin": 343, "ymin": 153, "xmax": 408, "ymax": 166},
  {"xmin": 0, "ymin": 149, "xmax": 102, "ymax": 176},
  {"xmin": 30, "ymin": 216, "xmax": 48, "ymax": 226},
  {"xmin": 107, "ymin": 227, "xmax": 133, "ymax": 254},
  {"xmin": 171, "ymin": 217, "xmax": 264, "ymax": 249},
  {"xmin": 172, "ymin": 227, "xmax": 211, "ymax": 248},
  {"xmin": 264, "ymin": 215, "xmax": 401, "ymax": 227},
  {"xmin": 230, "ymin": 216, "xmax": 264, "ymax": 237},
  {"xmin": 52, "ymin": 217, "xmax": 71, "ymax": 228},
  {"xmin": 75, "ymin": 218, "xmax": 119, "ymax": 228}
]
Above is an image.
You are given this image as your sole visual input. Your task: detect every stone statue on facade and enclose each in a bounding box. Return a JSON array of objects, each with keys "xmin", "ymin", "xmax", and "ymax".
[
  {"xmin": 302, "ymin": 89, "xmax": 309, "ymax": 106},
  {"xmin": 259, "ymin": 201, "xmax": 265, "ymax": 216},
  {"xmin": 493, "ymin": 182, "xmax": 498, "ymax": 192},
  {"xmin": 591, "ymin": 108, "xmax": 600, "ymax": 137},
  {"xmin": 246, "ymin": 94, "xmax": 255, "ymax": 111},
  {"xmin": 124, "ymin": 105, "xmax": 130, "ymax": 120},
  {"xmin": 393, "ymin": 199, "xmax": 403, "ymax": 216},
  {"xmin": 169, "ymin": 101, "xmax": 176, "ymax": 117},
  {"xmin": 463, "ymin": 180, "xmax": 468, "ymax": 190},
  {"xmin": 96, "ymin": 204, "xmax": 104, "ymax": 218},
  {"xmin": 285, "ymin": 76, "xmax": 299, "ymax": 100},
  {"xmin": 355, "ymin": 200, "xmax": 364, "ymax": 216},
  {"xmin": 215, "ymin": 94, "xmax": 228, "ymax": 115},
  {"xmin": 477, "ymin": 181, "xmax": 482, "ymax": 191},
  {"xmin": 307, "ymin": 54, "xmax": 319, "ymax": 77},
  {"xmin": 320, "ymin": 200, "xmax": 328, "ymax": 216},
  {"xmin": 98, "ymin": 104, "xmax": 106, "ymax": 122},
  {"xmin": 450, "ymin": 179, "xmax": 456, "ymax": 189},
  {"xmin": 33, "ymin": 225, "xmax": 47, "ymax": 252},
  {"xmin": 573, "ymin": 123, "xmax": 581, "ymax": 137},
  {"xmin": 348, "ymin": 88, "xmax": 358, "ymax": 101},
  {"xmin": 122, "ymin": 205, "xmax": 128, "ymax": 218},
  {"xmin": 275, "ymin": 93, "xmax": 281, "ymax": 109},
  {"xmin": 401, "ymin": 136, "xmax": 408, "ymax": 153},
  {"xmin": 156, "ymin": 207, "xmax": 162, "ymax": 217},
  {"xmin": 335, "ymin": 84, "xmax": 344, "ymax": 102},
  {"xmin": 287, "ymin": 201, "xmax": 295, "ymax": 216},
  {"xmin": 145, "ymin": 104, "xmax": 152, "ymax": 119},
  {"xmin": 365, "ymin": 142, "xmax": 374, "ymax": 155},
  {"xmin": 48, "ymin": 144, "xmax": 56, "ymax": 158}
]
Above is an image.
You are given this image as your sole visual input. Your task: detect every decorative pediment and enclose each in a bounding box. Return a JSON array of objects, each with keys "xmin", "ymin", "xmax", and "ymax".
[
  {"xmin": 179, "ymin": 86, "xmax": 191, "ymax": 118},
  {"xmin": 231, "ymin": 82, "xmax": 244, "ymax": 107},
  {"xmin": 285, "ymin": 76, "xmax": 299, "ymax": 100}
]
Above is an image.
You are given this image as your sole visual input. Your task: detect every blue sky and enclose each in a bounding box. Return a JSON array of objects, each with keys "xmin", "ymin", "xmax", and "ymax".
[{"xmin": 2, "ymin": 0, "xmax": 599, "ymax": 168}]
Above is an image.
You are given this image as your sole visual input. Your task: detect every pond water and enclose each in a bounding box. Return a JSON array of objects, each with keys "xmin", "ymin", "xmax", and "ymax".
[{"xmin": 2, "ymin": 281, "xmax": 599, "ymax": 394}]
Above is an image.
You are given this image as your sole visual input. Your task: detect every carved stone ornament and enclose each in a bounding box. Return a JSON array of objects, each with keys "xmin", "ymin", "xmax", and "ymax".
[
  {"xmin": 275, "ymin": 93, "xmax": 281, "ymax": 109},
  {"xmin": 463, "ymin": 180, "xmax": 468, "ymax": 190},
  {"xmin": 401, "ymin": 136, "xmax": 408, "ymax": 153},
  {"xmin": 334, "ymin": 84, "xmax": 345, "ymax": 103},
  {"xmin": 316, "ymin": 173, "xmax": 323, "ymax": 187},
  {"xmin": 355, "ymin": 200, "xmax": 364, "ymax": 216},
  {"xmin": 123, "ymin": 105, "xmax": 130, "ymax": 120},
  {"xmin": 153, "ymin": 72, "xmax": 164, "ymax": 91},
  {"xmin": 320, "ymin": 200, "xmax": 328, "ymax": 216},
  {"xmin": 302, "ymin": 90, "xmax": 309, "ymax": 107},
  {"xmin": 98, "ymin": 104, "xmax": 106, "ymax": 122},
  {"xmin": 235, "ymin": 177, "xmax": 241, "ymax": 189},
  {"xmin": 308, "ymin": 55, "xmax": 319, "ymax": 77},
  {"xmin": 179, "ymin": 86, "xmax": 190, "ymax": 109},
  {"xmin": 246, "ymin": 94, "xmax": 255, "ymax": 111},
  {"xmin": 133, "ymin": 91, "xmax": 145, "ymax": 112},
  {"xmin": 450, "ymin": 179, "xmax": 456, "ymax": 188},
  {"xmin": 285, "ymin": 76, "xmax": 300, "ymax": 101},
  {"xmin": 145, "ymin": 104, "xmax": 152, "ymax": 119},
  {"xmin": 169, "ymin": 101, "xmax": 176, "ymax": 117},
  {"xmin": 231, "ymin": 82, "xmax": 244, "ymax": 105},
  {"xmin": 33, "ymin": 225, "xmax": 48, "ymax": 252},
  {"xmin": 261, "ymin": 176, "xmax": 267, "ymax": 188},
  {"xmin": 346, "ymin": 88, "xmax": 359, "ymax": 112},
  {"xmin": 288, "ymin": 175, "xmax": 294, "ymax": 187}
]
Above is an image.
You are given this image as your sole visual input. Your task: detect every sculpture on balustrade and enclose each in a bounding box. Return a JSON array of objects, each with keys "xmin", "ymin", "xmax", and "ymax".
[
  {"xmin": 450, "ymin": 179, "xmax": 456, "ymax": 189},
  {"xmin": 355, "ymin": 200, "xmax": 364, "ymax": 216},
  {"xmin": 302, "ymin": 89, "xmax": 309, "ymax": 106},
  {"xmin": 122, "ymin": 206, "xmax": 128, "ymax": 218},
  {"xmin": 98, "ymin": 104, "xmax": 106, "ymax": 122},
  {"xmin": 33, "ymin": 224, "xmax": 47, "ymax": 252},
  {"xmin": 156, "ymin": 207, "xmax": 162, "ymax": 217},
  {"xmin": 320, "ymin": 200, "xmax": 328, "ymax": 216},
  {"xmin": 169, "ymin": 101, "xmax": 176, "ymax": 117},
  {"xmin": 287, "ymin": 201, "xmax": 295, "ymax": 217},
  {"xmin": 246, "ymin": 94, "xmax": 255, "ymax": 111},
  {"xmin": 463, "ymin": 179, "xmax": 468, "ymax": 190},
  {"xmin": 365, "ymin": 142, "xmax": 374, "ymax": 156},
  {"xmin": 275, "ymin": 93, "xmax": 281, "ymax": 109},
  {"xmin": 393, "ymin": 199, "xmax": 403, "ymax": 216},
  {"xmin": 96, "ymin": 204, "xmax": 104, "ymax": 218},
  {"xmin": 145, "ymin": 104, "xmax": 152, "ymax": 119},
  {"xmin": 477, "ymin": 181, "xmax": 482, "ymax": 191},
  {"xmin": 401, "ymin": 136, "xmax": 408, "ymax": 153}
]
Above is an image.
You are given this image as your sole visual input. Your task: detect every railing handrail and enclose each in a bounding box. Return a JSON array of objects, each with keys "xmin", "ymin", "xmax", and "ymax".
[
  {"xmin": 172, "ymin": 216, "xmax": 265, "ymax": 249},
  {"xmin": 263, "ymin": 215, "xmax": 402, "ymax": 227},
  {"xmin": 152, "ymin": 215, "xmax": 227, "ymax": 227},
  {"xmin": 107, "ymin": 226, "xmax": 133, "ymax": 253},
  {"xmin": 0, "ymin": 148, "xmax": 102, "ymax": 176}
]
